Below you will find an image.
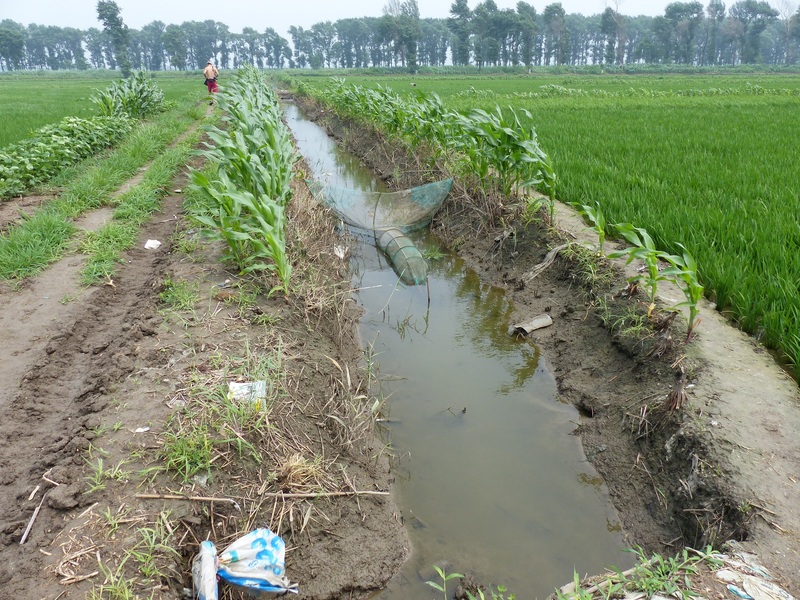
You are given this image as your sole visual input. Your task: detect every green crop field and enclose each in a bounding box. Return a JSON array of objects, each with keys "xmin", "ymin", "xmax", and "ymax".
[
  {"xmin": 0, "ymin": 71, "xmax": 202, "ymax": 148},
  {"xmin": 292, "ymin": 71, "xmax": 800, "ymax": 371}
]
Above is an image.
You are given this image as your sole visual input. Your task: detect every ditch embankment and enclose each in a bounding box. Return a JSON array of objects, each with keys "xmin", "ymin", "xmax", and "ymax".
[{"xmin": 302, "ymin": 93, "xmax": 800, "ymax": 597}]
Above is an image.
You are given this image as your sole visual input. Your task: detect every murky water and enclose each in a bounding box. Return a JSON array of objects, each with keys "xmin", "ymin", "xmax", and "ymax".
[{"xmin": 284, "ymin": 102, "xmax": 632, "ymax": 598}]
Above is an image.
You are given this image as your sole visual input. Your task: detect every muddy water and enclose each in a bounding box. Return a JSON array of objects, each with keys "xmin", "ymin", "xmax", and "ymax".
[{"xmin": 284, "ymin": 102, "xmax": 632, "ymax": 598}]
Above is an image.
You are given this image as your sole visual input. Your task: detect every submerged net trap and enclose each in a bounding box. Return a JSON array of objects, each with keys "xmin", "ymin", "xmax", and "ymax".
[{"xmin": 307, "ymin": 179, "xmax": 453, "ymax": 233}]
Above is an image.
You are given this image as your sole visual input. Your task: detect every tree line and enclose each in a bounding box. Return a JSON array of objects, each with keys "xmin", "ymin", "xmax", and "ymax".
[{"xmin": 1, "ymin": 0, "xmax": 799, "ymax": 72}]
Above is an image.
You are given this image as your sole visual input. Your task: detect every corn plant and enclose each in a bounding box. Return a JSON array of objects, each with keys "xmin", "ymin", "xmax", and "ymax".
[
  {"xmin": 662, "ymin": 243, "xmax": 704, "ymax": 340},
  {"xmin": 190, "ymin": 66, "xmax": 295, "ymax": 293},
  {"xmin": 580, "ymin": 201, "xmax": 607, "ymax": 255},
  {"xmin": 90, "ymin": 71, "xmax": 166, "ymax": 119},
  {"xmin": 314, "ymin": 80, "xmax": 556, "ymax": 204},
  {"xmin": 608, "ymin": 224, "xmax": 672, "ymax": 317}
]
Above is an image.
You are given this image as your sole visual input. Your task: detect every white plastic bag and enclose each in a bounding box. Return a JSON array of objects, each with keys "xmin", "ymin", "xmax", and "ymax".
[{"xmin": 218, "ymin": 528, "xmax": 297, "ymax": 594}]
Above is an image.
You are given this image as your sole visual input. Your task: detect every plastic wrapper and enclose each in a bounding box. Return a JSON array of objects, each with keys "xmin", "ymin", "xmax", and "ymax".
[{"xmin": 191, "ymin": 529, "xmax": 297, "ymax": 597}]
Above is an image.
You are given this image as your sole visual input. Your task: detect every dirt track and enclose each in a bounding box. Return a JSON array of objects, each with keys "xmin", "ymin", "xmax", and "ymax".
[
  {"xmin": 0, "ymin": 143, "xmax": 407, "ymax": 598},
  {"xmin": 0, "ymin": 98, "xmax": 798, "ymax": 600}
]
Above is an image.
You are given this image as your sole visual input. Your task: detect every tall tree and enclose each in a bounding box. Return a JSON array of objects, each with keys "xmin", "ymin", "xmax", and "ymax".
[
  {"xmin": 163, "ymin": 23, "xmax": 187, "ymax": 70},
  {"xmin": 381, "ymin": 0, "xmax": 420, "ymax": 71},
  {"xmin": 288, "ymin": 26, "xmax": 312, "ymax": 68},
  {"xmin": 730, "ymin": 0, "xmax": 779, "ymax": 62},
  {"xmin": 96, "ymin": 0, "xmax": 131, "ymax": 76},
  {"xmin": 140, "ymin": 21, "xmax": 166, "ymax": 70},
  {"xmin": 542, "ymin": 3, "xmax": 568, "ymax": 65},
  {"xmin": 0, "ymin": 20, "xmax": 26, "ymax": 70},
  {"xmin": 664, "ymin": 2, "xmax": 705, "ymax": 63},
  {"xmin": 701, "ymin": 0, "xmax": 727, "ymax": 64},
  {"xmin": 449, "ymin": 0, "xmax": 473, "ymax": 65},
  {"xmin": 517, "ymin": 2, "xmax": 538, "ymax": 70}
]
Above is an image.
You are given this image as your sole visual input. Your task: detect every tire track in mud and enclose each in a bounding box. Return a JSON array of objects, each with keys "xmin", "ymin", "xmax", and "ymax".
[
  {"xmin": 0, "ymin": 111, "xmax": 206, "ymax": 587},
  {"xmin": 0, "ymin": 195, "xmax": 182, "ymax": 593}
]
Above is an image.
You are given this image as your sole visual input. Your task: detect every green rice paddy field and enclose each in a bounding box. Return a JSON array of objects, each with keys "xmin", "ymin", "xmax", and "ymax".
[
  {"xmin": 0, "ymin": 71, "xmax": 200, "ymax": 148},
  {"xmin": 300, "ymin": 72, "xmax": 800, "ymax": 371}
]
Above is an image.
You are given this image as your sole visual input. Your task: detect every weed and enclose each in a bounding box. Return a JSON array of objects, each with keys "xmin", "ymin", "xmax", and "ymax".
[
  {"xmin": 426, "ymin": 565, "xmax": 465, "ymax": 599},
  {"xmin": 159, "ymin": 416, "xmax": 213, "ymax": 482},
  {"xmin": 423, "ymin": 246, "xmax": 446, "ymax": 261},
  {"xmin": 84, "ymin": 457, "xmax": 130, "ymax": 494},
  {"xmin": 128, "ymin": 512, "xmax": 180, "ymax": 581},
  {"xmin": 158, "ymin": 275, "xmax": 199, "ymax": 311},
  {"xmin": 101, "ymin": 505, "xmax": 131, "ymax": 537},
  {"xmin": 555, "ymin": 546, "xmax": 723, "ymax": 600},
  {"xmin": 89, "ymin": 561, "xmax": 141, "ymax": 600},
  {"xmin": 561, "ymin": 243, "xmax": 615, "ymax": 294},
  {"xmin": 252, "ymin": 312, "xmax": 280, "ymax": 326}
]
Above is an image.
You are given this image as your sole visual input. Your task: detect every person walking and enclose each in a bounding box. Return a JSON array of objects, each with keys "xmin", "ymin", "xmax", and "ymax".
[{"xmin": 203, "ymin": 60, "xmax": 219, "ymax": 99}]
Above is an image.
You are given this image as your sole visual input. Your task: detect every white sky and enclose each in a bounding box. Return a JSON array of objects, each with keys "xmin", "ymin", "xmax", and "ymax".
[{"xmin": 2, "ymin": 0, "xmax": 672, "ymax": 39}]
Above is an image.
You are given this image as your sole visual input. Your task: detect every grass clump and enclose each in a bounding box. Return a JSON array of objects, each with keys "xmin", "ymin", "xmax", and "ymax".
[{"xmin": 555, "ymin": 547, "xmax": 723, "ymax": 600}]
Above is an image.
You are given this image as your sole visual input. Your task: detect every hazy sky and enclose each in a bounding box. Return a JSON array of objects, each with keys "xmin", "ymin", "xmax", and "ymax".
[{"xmin": 2, "ymin": 0, "xmax": 673, "ymax": 39}]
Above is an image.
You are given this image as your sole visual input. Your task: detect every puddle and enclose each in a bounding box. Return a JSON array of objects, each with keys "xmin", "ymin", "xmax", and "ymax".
[{"xmin": 284, "ymin": 101, "xmax": 633, "ymax": 598}]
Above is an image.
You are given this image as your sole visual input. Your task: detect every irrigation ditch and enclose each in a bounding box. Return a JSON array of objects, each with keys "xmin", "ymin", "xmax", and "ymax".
[
  {"xmin": 0, "ymin": 78, "xmax": 797, "ymax": 600},
  {"xmin": 287, "ymin": 90, "xmax": 800, "ymax": 598}
]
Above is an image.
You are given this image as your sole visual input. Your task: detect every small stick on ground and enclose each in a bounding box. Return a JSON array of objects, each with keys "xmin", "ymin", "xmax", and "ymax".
[
  {"xmin": 135, "ymin": 493, "xmax": 241, "ymax": 510},
  {"xmin": 19, "ymin": 494, "xmax": 46, "ymax": 545}
]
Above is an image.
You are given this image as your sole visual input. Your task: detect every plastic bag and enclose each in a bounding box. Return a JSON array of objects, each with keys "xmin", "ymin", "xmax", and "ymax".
[
  {"xmin": 218, "ymin": 528, "xmax": 297, "ymax": 593},
  {"xmin": 191, "ymin": 529, "xmax": 297, "ymax": 597},
  {"xmin": 191, "ymin": 540, "xmax": 219, "ymax": 600}
]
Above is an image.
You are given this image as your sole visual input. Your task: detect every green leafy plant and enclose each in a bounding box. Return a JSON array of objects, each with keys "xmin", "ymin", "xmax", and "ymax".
[
  {"xmin": 90, "ymin": 71, "xmax": 166, "ymax": 119},
  {"xmin": 190, "ymin": 67, "xmax": 296, "ymax": 293},
  {"xmin": 0, "ymin": 115, "xmax": 132, "ymax": 198},
  {"xmin": 662, "ymin": 243, "xmax": 704, "ymax": 340},
  {"xmin": 158, "ymin": 275, "xmax": 199, "ymax": 311},
  {"xmin": 426, "ymin": 565, "xmax": 465, "ymax": 599},
  {"xmin": 159, "ymin": 417, "xmax": 214, "ymax": 482},
  {"xmin": 608, "ymin": 224, "xmax": 672, "ymax": 317},
  {"xmin": 580, "ymin": 201, "xmax": 607, "ymax": 255}
]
